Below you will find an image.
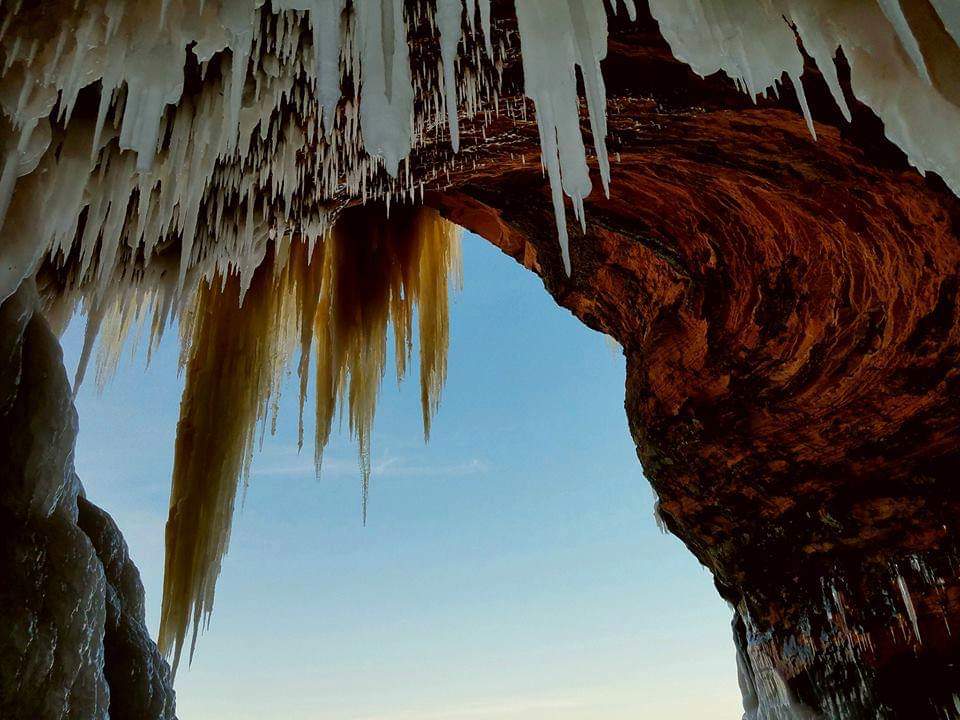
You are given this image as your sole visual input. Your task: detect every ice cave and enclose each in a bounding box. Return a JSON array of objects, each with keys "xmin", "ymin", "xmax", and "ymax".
[{"xmin": 3, "ymin": 0, "xmax": 960, "ymax": 718}]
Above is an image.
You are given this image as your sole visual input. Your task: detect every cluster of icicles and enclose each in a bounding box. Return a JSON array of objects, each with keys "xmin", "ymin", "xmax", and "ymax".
[
  {"xmin": 4, "ymin": 0, "xmax": 960, "ymax": 298},
  {"xmin": 158, "ymin": 205, "xmax": 460, "ymax": 671},
  {"xmin": 0, "ymin": 0, "xmax": 627, "ymax": 309},
  {"xmin": 651, "ymin": 0, "xmax": 960, "ymax": 194},
  {"xmin": 3, "ymin": 0, "xmax": 960, "ymax": 670}
]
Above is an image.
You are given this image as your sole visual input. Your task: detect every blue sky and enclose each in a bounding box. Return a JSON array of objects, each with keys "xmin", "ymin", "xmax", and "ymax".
[{"xmin": 62, "ymin": 231, "xmax": 742, "ymax": 719}]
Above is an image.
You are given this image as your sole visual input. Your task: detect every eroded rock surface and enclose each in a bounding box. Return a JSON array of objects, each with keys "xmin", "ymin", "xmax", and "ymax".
[{"xmin": 0, "ymin": 284, "xmax": 175, "ymax": 720}]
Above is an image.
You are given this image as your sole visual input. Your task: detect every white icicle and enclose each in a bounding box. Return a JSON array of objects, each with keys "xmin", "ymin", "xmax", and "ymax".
[
  {"xmin": 930, "ymin": 0, "xmax": 960, "ymax": 48},
  {"xmin": 315, "ymin": 1, "xmax": 347, "ymax": 133},
  {"xmin": 437, "ymin": 0, "xmax": 464, "ymax": 152},
  {"xmin": 515, "ymin": 0, "xmax": 612, "ymax": 274},
  {"xmin": 355, "ymin": 0, "xmax": 414, "ymax": 176},
  {"xmin": 477, "ymin": 0, "xmax": 493, "ymax": 58},
  {"xmin": 896, "ymin": 573, "xmax": 923, "ymax": 645},
  {"xmin": 876, "ymin": 0, "xmax": 931, "ymax": 84}
]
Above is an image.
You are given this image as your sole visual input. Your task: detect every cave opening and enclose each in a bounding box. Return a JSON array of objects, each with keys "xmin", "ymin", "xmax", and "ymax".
[{"xmin": 60, "ymin": 228, "xmax": 741, "ymax": 720}]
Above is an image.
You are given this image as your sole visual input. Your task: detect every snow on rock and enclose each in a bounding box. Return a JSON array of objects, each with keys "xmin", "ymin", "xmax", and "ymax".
[{"xmin": 648, "ymin": 0, "xmax": 960, "ymax": 192}]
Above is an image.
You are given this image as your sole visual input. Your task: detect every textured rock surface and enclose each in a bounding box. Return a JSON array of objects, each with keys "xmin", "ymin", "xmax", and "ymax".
[
  {"xmin": 0, "ymin": 283, "xmax": 175, "ymax": 720},
  {"xmin": 77, "ymin": 498, "xmax": 177, "ymax": 720}
]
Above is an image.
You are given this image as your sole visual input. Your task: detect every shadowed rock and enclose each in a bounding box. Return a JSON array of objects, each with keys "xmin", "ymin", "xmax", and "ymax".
[{"xmin": 0, "ymin": 283, "xmax": 175, "ymax": 720}]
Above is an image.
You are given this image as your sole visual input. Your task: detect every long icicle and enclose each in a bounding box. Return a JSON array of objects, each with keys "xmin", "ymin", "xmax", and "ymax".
[{"xmin": 159, "ymin": 205, "xmax": 461, "ymax": 668}]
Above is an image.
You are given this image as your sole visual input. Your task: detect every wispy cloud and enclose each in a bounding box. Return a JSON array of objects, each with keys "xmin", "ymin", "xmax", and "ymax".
[{"xmin": 251, "ymin": 454, "xmax": 488, "ymax": 480}]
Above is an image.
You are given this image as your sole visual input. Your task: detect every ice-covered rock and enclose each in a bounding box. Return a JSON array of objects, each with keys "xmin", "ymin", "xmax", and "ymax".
[{"xmin": 0, "ymin": 282, "xmax": 176, "ymax": 720}]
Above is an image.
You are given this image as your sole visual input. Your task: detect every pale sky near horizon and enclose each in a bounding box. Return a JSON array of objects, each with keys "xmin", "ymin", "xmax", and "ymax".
[{"xmin": 62, "ymin": 231, "xmax": 743, "ymax": 720}]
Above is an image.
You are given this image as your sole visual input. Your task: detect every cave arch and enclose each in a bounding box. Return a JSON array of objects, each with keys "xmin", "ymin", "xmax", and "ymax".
[{"xmin": 421, "ymin": 61, "xmax": 960, "ymax": 714}]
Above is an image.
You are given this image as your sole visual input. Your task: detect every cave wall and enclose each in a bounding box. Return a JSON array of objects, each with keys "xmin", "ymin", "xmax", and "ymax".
[{"xmin": 0, "ymin": 283, "xmax": 176, "ymax": 720}]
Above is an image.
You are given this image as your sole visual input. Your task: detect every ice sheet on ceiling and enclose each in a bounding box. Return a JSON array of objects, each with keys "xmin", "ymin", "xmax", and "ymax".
[
  {"xmin": 649, "ymin": 0, "xmax": 960, "ymax": 196},
  {"xmin": 0, "ymin": 0, "xmax": 497, "ymax": 306},
  {"xmin": 1, "ymin": 0, "xmax": 959, "ymax": 299}
]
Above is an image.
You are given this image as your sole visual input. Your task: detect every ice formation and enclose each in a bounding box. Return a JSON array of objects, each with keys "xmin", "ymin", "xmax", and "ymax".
[
  {"xmin": 515, "ymin": 0, "xmax": 622, "ymax": 273},
  {"xmin": 0, "ymin": 0, "xmax": 623, "ymax": 309},
  {"xmin": 647, "ymin": 0, "xmax": 960, "ymax": 193},
  {"xmin": 4, "ymin": 0, "xmax": 960, "ymax": 669},
  {"xmin": 3, "ymin": 0, "xmax": 959, "ymax": 297},
  {"xmin": 160, "ymin": 205, "xmax": 460, "ymax": 670}
]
